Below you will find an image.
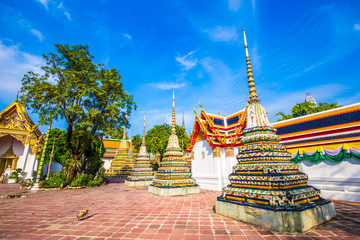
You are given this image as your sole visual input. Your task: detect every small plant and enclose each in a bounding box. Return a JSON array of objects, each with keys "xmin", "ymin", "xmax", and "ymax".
[
  {"xmin": 8, "ymin": 168, "xmax": 22, "ymax": 179},
  {"xmin": 70, "ymin": 173, "xmax": 91, "ymax": 187},
  {"xmin": 151, "ymin": 163, "xmax": 159, "ymax": 171},
  {"xmin": 8, "ymin": 171, "xmax": 18, "ymax": 179},
  {"xmin": 86, "ymin": 176, "xmax": 103, "ymax": 187},
  {"xmin": 42, "ymin": 172, "xmax": 67, "ymax": 188}
]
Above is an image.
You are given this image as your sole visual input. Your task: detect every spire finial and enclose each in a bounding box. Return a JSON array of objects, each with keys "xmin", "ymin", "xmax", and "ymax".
[
  {"xmin": 16, "ymin": 91, "xmax": 19, "ymax": 102},
  {"xmin": 142, "ymin": 113, "xmax": 146, "ymax": 145},
  {"xmin": 171, "ymin": 90, "xmax": 176, "ymax": 135},
  {"xmin": 243, "ymin": 29, "xmax": 260, "ymax": 104},
  {"xmin": 122, "ymin": 114, "xmax": 127, "ymax": 140},
  {"xmin": 307, "ymin": 90, "xmax": 310, "ymax": 96}
]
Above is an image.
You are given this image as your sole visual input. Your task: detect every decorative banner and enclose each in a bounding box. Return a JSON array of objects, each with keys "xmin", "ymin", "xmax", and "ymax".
[{"xmin": 290, "ymin": 144, "xmax": 360, "ymax": 163}]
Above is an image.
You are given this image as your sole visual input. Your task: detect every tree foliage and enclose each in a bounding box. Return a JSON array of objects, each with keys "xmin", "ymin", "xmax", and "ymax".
[
  {"xmin": 145, "ymin": 123, "xmax": 189, "ymax": 161},
  {"xmin": 131, "ymin": 134, "xmax": 142, "ymax": 152},
  {"xmin": 43, "ymin": 128, "xmax": 70, "ymax": 167},
  {"xmin": 20, "ymin": 44, "xmax": 136, "ymax": 184},
  {"xmin": 276, "ymin": 101, "xmax": 342, "ymax": 121}
]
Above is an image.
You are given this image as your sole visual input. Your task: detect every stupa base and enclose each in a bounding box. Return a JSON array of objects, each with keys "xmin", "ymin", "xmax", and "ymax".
[
  {"xmin": 215, "ymin": 198, "xmax": 336, "ymax": 233},
  {"xmin": 148, "ymin": 185, "xmax": 200, "ymax": 197},
  {"xmin": 125, "ymin": 180, "xmax": 153, "ymax": 187}
]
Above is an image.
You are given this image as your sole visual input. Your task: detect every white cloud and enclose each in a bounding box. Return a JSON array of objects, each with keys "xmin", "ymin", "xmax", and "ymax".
[
  {"xmin": 37, "ymin": 0, "xmax": 49, "ymax": 9},
  {"xmin": 206, "ymin": 26, "xmax": 239, "ymax": 42},
  {"xmin": 0, "ymin": 41, "xmax": 44, "ymax": 101},
  {"xmin": 175, "ymin": 51, "xmax": 198, "ymax": 70},
  {"xmin": 228, "ymin": 0, "xmax": 242, "ymax": 12},
  {"xmin": 148, "ymin": 82, "xmax": 186, "ymax": 90},
  {"xmin": 64, "ymin": 11, "xmax": 72, "ymax": 21},
  {"xmin": 123, "ymin": 33, "xmax": 132, "ymax": 40},
  {"xmin": 57, "ymin": 2, "xmax": 72, "ymax": 21},
  {"xmin": 354, "ymin": 24, "xmax": 360, "ymax": 31},
  {"xmin": 3, "ymin": 7, "xmax": 45, "ymax": 42},
  {"xmin": 30, "ymin": 29, "xmax": 45, "ymax": 41}
]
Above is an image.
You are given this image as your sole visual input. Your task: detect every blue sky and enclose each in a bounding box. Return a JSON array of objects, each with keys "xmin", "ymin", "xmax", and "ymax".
[{"xmin": 1, "ymin": 0, "xmax": 360, "ymax": 136}]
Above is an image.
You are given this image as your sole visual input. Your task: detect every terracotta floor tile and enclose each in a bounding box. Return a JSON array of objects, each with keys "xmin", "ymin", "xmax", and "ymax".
[{"xmin": 0, "ymin": 180, "xmax": 359, "ymax": 240}]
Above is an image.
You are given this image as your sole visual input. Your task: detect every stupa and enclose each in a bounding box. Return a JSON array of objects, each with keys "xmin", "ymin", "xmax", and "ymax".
[
  {"xmin": 215, "ymin": 30, "xmax": 336, "ymax": 232},
  {"xmin": 125, "ymin": 114, "xmax": 154, "ymax": 186},
  {"xmin": 105, "ymin": 123, "xmax": 133, "ymax": 178},
  {"xmin": 148, "ymin": 90, "xmax": 200, "ymax": 196}
]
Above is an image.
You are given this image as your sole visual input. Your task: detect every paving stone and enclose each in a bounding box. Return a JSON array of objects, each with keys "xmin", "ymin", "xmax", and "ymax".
[{"xmin": 0, "ymin": 179, "xmax": 360, "ymax": 239}]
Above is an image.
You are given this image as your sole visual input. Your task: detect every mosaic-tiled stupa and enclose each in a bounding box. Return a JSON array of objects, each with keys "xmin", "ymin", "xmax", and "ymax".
[
  {"xmin": 148, "ymin": 91, "xmax": 200, "ymax": 196},
  {"xmin": 215, "ymin": 30, "xmax": 336, "ymax": 232},
  {"xmin": 105, "ymin": 123, "xmax": 133, "ymax": 178},
  {"xmin": 125, "ymin": 114, "xmax": 154, "ymax": 187}
]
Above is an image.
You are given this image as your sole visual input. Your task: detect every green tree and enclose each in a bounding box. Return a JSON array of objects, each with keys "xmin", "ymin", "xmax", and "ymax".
[
  {"xmin": 276, "ymin": 102, "xmax": 342, "ymax": 121},
  {"xmin": 43, "ymin": 128, "xmax": 70, "ymax": 169},
  {"xmin": 20, "ymin": 44, "xmax": 136, "ymax": 185},
  {"xmin": 145, "ymin": 123, "xmax": 189, "ymax": 161},
  {"xmin": 131, "ymin": 134, "xmax": 142, "ymax": 152}
]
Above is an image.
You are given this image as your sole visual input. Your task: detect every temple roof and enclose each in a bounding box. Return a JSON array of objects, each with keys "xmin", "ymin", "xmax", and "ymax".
[
  {"xmin": 188, "ymin": 102, "xmax": 360, "ymax": 154},
  {"xmin": 0, "ymin": 99, "xmax": 42, "ymax": 138},
  {"xmin": 187, "ymin": 106, "xmax": 246, "ymax": 152},
  {"xmin": 272, "ymin": 102, "xmax": 360, "ymax": 152}
]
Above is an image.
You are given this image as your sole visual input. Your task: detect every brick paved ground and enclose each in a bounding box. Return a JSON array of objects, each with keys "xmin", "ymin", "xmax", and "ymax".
[{"xmin": 0, "ymin": 178, "xmax": 359, "ymax": 240}]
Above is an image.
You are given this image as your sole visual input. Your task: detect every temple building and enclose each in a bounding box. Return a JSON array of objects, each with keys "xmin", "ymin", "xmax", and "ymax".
[
  {"xmin": 189, "ymin": 94, "xmax": 360, "ymax": 202},
  {"xmin": 0, "ymin": 97, "xmax": 43, "ymax": 182},
  {"xmin": 105, "ymin": 124, "xmax": 134, "ymax": 178},
  {"xmin": 148, "ymin": 91, "xmax": 200, "ymax": 196},
  {"xmin": 188, "ymin": 106, "xmax": 245, "ymax": 190},
  {"xmin": 101, "ymin": 138, "xmax": 120, "ymax": 169},
  {"xmin": 214, "ymin": 29, "xmax": 335, "ymax": 232},
  {"xmin": 189, "ymin": 102, "xmax": 360, "ymax": 202},
  {"xmin": 273, "ymin": 103, "xmax": 360, "ymax": 202},
  {"xmin": 126, "ymin": 114, "xmax": 154, "ymax": 186}
]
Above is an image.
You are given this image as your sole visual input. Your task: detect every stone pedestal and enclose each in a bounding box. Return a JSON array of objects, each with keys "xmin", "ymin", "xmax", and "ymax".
[
  {"xmin": 125, "ymin": 180, "xmax": 152, "ymax": 187},
  {"xmin": 215, "ymin": 198, "xmax": 336, "ymax": 232},
  {"xmin": 148, "ymin": 185, "xmax": 200, "ymax": 197}
]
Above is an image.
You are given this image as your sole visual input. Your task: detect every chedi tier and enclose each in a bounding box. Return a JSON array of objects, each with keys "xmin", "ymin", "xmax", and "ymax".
[
  {"xmin": 126, "ymin": 114, "xmax": 154, "ymax": 187},
  {"xmin": 215, "ymin": 30, "xmax": 336, "ymax": 232},
  {"xmin": 148, "ymin": 91, "xmax": 200, "ymax": 196},
  {"xmin": 105, "ymin": 123, "xmax": 134, "ymax": 178}
]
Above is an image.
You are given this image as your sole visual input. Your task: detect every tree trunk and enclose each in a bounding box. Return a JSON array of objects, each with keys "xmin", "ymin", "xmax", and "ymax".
[{"xmin": 63, "ymin": 163, "xmax": 77, "ymax": 188}]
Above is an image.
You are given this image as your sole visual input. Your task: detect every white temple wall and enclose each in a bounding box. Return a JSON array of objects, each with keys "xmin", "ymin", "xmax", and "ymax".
[
  {"xmin": 299, "ymin": 157, "xmax": 360, "ymax": 202},
  {"xmin": 0, "ymin": 135, "xmax": 38, "ymax": 181},
  {"xmin": 102, "ymin": 158, "xmax": 112, "ymax": 169},
  {"xmin": 191, "ymin": 140, "xmax": 238, "ymax": 191}
]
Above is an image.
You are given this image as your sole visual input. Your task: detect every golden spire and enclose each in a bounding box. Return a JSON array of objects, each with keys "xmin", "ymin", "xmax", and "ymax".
[
  {"xmin": 16, "ymin": 91, "xmax": 19, "ymax": 102},
  {"xmin": 142, "ymin": 113, "xmax": 146, "ymax": 146},
  {"xmin": 171, "ymin": 89, "xmax": 176, "ymax": 135},
  {"xmin": 243, "ymin": 29, "xmax": 260, "ymax": 104},
  {"xmin": 122, "ymin": 114, "xmax": 127, "ymax": 140}
]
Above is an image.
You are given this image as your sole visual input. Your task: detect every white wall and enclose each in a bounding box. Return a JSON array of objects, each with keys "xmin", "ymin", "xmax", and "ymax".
[
  {"xmin": 299, "ymin": 157, "xmax": 360, "ymax": 202},
  {"xmin": 0, "ymin": 135, "xmax": 38, "ymax": 181},
  {"xmin": 192, "ymin": 140, "xmax": 238, "ymax": 191},
  {"xmin": 102, "ymin": 158, "xmax": 112, "ymax": 169}
]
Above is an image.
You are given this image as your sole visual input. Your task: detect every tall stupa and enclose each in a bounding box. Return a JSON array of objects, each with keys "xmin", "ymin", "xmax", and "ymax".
[
  {"xmin": 148, "ymin": 90, "xmax": 200, "ymax": 196},
  {"xmin": 105, "ymin": 120, "xmax": 133, "ymax": 178},
  {"xmin": 215, "ymin": 30, "xmax": 336, "ymax": 232},
  {"xmin": 126, "ymin": 114, "xmax": 154, "ymax": 186}
]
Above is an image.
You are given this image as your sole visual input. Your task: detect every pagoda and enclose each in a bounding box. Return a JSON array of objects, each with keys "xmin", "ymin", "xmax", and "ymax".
[
  {"xmin": 148, "ymin": 91, "xmax": 200, "ymax": 196},
  {"xmin": 105, "ymin": 123, "xmax": 133, "ymax": 178},
  {"xmin": 125, "ymin": 114, "xmax": 154, "ymax": 186},
  {"xmin": 215, "ymin": 30, "xmax": 336, "ymax": 232}
]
